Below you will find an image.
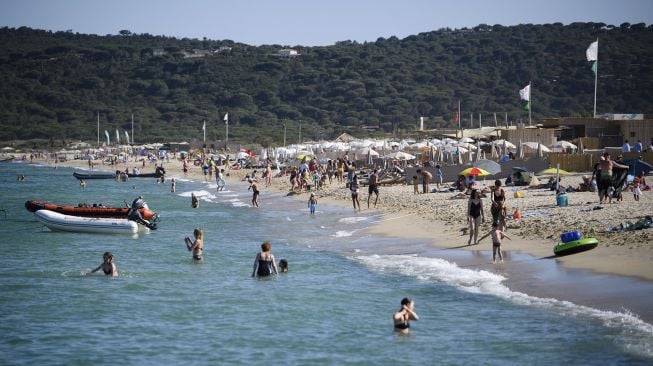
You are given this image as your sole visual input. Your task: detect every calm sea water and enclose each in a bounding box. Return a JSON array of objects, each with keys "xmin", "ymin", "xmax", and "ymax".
[{"xmin": 1, "ymin": 162, "xmax": 652, "ymax": 365}]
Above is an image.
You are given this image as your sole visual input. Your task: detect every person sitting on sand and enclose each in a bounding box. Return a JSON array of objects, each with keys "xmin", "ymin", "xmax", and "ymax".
[
  {"xmin": 393, "ymin": 297, "xmax": 419, "ymax": 334},
  {"xmin": 185, "ymin": 228, "xmax": 204, "ymax": 261},
  {"xmin": 478, "ymin": 222, "xmax": 512, "ymax": 263},
  {"xmin": 86, "ymin": 252, "xmax": 118, "ymax": 276},
  {"xmin": 252, "ymin": 241, "xmax": 278, "ymax": 277}
]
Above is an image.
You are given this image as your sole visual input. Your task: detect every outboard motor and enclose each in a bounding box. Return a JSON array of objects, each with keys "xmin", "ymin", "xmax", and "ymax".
[{"xmin": 127, "ymin": 196, "xmax": 157, "ymax": 230}]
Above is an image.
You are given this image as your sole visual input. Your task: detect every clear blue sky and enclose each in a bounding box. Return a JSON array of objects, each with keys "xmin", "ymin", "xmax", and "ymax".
[{"xmin": 1, "ymin": 0, "xmax": 652, "ymax": 46}]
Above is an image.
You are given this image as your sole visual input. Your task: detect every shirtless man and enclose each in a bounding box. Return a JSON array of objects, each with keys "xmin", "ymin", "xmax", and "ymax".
[
  {"xmin": 367, "ymin": 169, "xmax": 379, "ymax": 208},
  {"xmin": 597, "ymin": 152, "xmax": 628, "ymax": 204}
]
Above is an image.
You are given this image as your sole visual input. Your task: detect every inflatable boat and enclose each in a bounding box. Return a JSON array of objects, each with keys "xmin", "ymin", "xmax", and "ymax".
[
  {"xmin": 25, "ymin": 200, "xmax": 157, "ymax": 220},
  {"xmin": 73, "ymin": 167, "xmax": 165, "ymax": 180},
  {"xmin": 553, "ymin": 237, "xmax": 598, "ymax": 256},
  {"xmin": 33, "ymin": 209, "xmax": 148, "ymax": 234}
]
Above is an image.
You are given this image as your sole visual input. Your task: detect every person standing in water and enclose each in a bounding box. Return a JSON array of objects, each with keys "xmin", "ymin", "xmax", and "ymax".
[
  {"xmin": 185, "ymin": 228, "xmax": 204, "ymax": 261},
  {"xmin": 86, "ymin": 252, "xmax": 118, "ymax": 277},
  {"xmin": 467, "ymin": 189, "xmax": 485, "ymax": 245},
  {"xmin": 171, "ymin": 178, "xmax": 176, "ymax": 193},
  {"xmin": 252, "ymin": 241, "xmax": 278, "ymax": 277},
  {"xmin": 479, "ymin": 222, "xmax": 512, "ymax": 263},
  {"xmin": 307, "ymin": 192, "xmax": 318, "ymax": 215},
  {"xmin": 248, "ymin": 179, "xmax": 260, "ymax": 208},
  {"xmin": 393, "ymin": 297, "xmax": 419, "ymax": 333},
  {"xmin": 191, "ymin": 192, "xmax": 200, "ymax": 208}
]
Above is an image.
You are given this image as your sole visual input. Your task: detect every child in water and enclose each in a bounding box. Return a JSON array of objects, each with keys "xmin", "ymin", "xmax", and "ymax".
[
  {"xmin": 86, "ymin": 252, "xmax": 118, "ymax": 276},
  {"xmin": 307, "ymin": 192, "xmax": 317, "ymax": 215},
  {"xmin": 479, "ymin": 222, "xmax": 512, "ymax": 263}
]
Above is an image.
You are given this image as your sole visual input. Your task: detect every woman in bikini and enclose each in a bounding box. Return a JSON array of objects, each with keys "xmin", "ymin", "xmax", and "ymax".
[
  {"xmin": 252, "ymin": 241, "xmax": 278, "ymax": 277},
  {"xmin": 467, "ymin": 189, "xmax": 485, "ymax": 245},
  {"xmin": 393, "ymin": 297, "xmax": 419, "ymax": 334},
  {"xmin": 87, "ymin": 252, "xmax": 118, "ymax": 276},
  {"xmin": 185, "ymin": 228, "xmax": 204, "ymax": 261}
]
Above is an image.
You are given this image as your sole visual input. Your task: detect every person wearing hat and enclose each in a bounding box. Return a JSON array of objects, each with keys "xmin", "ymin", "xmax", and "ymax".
[{"xmin": 307, "ymin": 192, "xmax": 318, "ymax": 215}]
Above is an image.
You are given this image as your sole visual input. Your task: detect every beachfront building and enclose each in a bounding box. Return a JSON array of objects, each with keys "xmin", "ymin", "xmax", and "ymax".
[{"xmin": 539, "ymin": 114, "xmax": 652, "ymax": 150}]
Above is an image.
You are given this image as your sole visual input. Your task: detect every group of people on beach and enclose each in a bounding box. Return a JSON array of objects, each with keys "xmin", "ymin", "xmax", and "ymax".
[{"xmin": 465, "ymin": 179, "xmax": 511, "ymax": 262}]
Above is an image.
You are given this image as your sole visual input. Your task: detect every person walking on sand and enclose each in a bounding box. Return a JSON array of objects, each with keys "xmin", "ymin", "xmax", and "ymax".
[
  {"xmin": 393, "ymin": 297, "xmax": 419, "ymax": 334},
  {"xmin": 252, "ymin": 241, "xmax": 278, "ymax": 277},
  {"xmin": 184, "ymin": 228, "xmax": 204, "ymax": 261},
  {"xmin": 265, "ymin": 164, "xmax": 272, "ymax": 187},
  {"xmin": 597, "ymin": 152, "xmax": 628, "ymax": 204},
  {"xmin": 367, "ymin": 169, "xmax": 379, "ymax": 208},
  {"xmin": 86, "ymin": 252, "xmax": 118, "ymax": 277},
  {"xmin": 467, "ymin": 189, "xmax": 485, "ymax": 245},
  {"xmin": 350, "ymin": 174, "xmax": 361, "ymax": 211},
  {"xmin": 413, "ymin": 175, "xmax": 420, "ymax": 194},
  {"xmin": 416, "ymin": 169, "xmax": 432, "ymax": 194},
  {"xmin": 248, "ymin": 179, "xmax": 260, "ymax": 208},
  {"xmin": 479, "ymin": 222, "xmax": 512, "ymax": 263},
  {"xmin": 307, "ymin": 192, "xmax": 318, "ymax": 215}
]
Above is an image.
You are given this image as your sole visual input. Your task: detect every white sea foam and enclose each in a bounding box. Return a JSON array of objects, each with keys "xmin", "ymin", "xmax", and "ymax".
[
  {"xmin": 333, "ymin": 230, "xmax": 356, "ymax": 238},
  {"xmin": 353, "ymin": 253, "xmax": 653, "ymax": 358},
  {"xmin": 339, "ymin": 216, "xmax": 368, "ymax": 224}
]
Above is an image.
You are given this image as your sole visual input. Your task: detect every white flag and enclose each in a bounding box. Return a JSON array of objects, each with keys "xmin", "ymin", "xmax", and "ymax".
[
  {"xmin": 115, "ymin": 129, "xmax": 120, "ymax": 144},
  {"xmin": 104, "ymin": 130, "xmax": 110, "ymax": 145},
  {"xmin": 202, "ymin": 120, "xmax": 206, "ymax": 132},
  {"xmin": 586, "ymin": 40, "xmax": 598, "ymax": 61},
  {"xmin": 124, "ymin": 131, "xmax": 130, "ymax": 144},
  {"xmin": 519, "ymin": 84, "xmax": 531, "ymax": 101},
  {"xmin": 223, "ymin": 113, "xmax": 229, "ymax": 124}
]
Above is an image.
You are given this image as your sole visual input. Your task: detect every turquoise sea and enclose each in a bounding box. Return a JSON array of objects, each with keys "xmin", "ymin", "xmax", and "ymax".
[{"xmin": 1, "ymin": 162, "xmax": 652, "ymax": 365}]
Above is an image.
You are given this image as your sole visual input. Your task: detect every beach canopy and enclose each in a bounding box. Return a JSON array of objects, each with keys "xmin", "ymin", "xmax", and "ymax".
[
  {"xmin": 537, "ymin": 167, "xmax": 570, "ymax": 176},
  {"xmin": 356, "ymin": 147, "xmax": 379, "ymax": 157},
  {"xmin": 460, "ymin": 167, "xmax": 490, "ymax": 176},
  {"xmin": 295, "ymin": 153, "xmax": 313, "ymax": 161},
  {"xmin": 382, "ymin": 151, "xmax": 416, "ymax": 160}
]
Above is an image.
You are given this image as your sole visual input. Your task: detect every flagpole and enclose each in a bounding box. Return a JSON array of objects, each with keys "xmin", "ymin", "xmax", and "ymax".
[
  {"xmin": 97, "ymin": 112, "xmax": 100, "ymax": 147},
  {"xmin": 131, "ymin": 114, "xmax": 134, "ymax": 145},
  {"xmin": 593, "ymin": 38, "xmax": 598, "ymax": 118},
  {"xmin": 224, "ymin": 114, "xmax": 229, "ymax": 151},
  {"xmin": 528, "ymin": 81, "xmax": 533, "ymax": 126},
  {"xmin": 457, "ymin": 99, "xmax": 461, "ymax": 131}
]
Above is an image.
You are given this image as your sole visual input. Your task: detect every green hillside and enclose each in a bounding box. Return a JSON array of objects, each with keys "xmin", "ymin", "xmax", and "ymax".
[{"xmin": 0, "ymin": 22, "xmax": 651, "ymax": 146}]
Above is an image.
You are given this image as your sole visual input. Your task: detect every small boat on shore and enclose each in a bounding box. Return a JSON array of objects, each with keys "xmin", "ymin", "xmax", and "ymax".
[
  {"xmin": 25, "ymin": 200, "xmax": 158, "ymax": 220},
  {"xmin": 554, "ymin": 237, "xmax": 598, "ymax": 256},
  {"xmin": 73, "ymin": 167, "xmax": 165, "ymax": 180},
  {"xmin": 33, "ymin": 209, "xmax": 148, "ymax": 234}
]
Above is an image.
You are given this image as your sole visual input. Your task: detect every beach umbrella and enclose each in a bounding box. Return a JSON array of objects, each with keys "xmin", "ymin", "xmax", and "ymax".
[
  {"xmin": 537, "ymin": 167, "xmax": 570, "ymax": 176},
  {"xmin": 460, "ymin": 167, "xmax": 490, "ymax": 176},
  {"xmin": 295, "ymin": 153, "xmax": 312, "ymax": 161},
  {"xmin": 356, "ymin": 147, "xmax": 379, "ymax": 157},
  {"xmin": 578, "ymin": 139, "xmax": 585, "ymax": 155},
  {"xmin": 512, "ymin": 167, "xmax": 529, "ymax": 173},
  {"xmin": 381, "ymin": 151, "xmax": 416, "ymax": 160},
  {"xmin": 549, "ymin": 140, "xmax": 577, "ymax": 152},
  {"xmin": 493, "ymin": 139, "xmax": 517, "ymax": 149},
  {"xmin": 475, "ymin": 139, "xmax": 482, "ymax": 162},
  {"xmin": 459, "ymin": 137, "xmax": 475, "ymax": 143},
  {"xmin": 474, "ymin": 159, "xmax": 501, "ymax": 175}
]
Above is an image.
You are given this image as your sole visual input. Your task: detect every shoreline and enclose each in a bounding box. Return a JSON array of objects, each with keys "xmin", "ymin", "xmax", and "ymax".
[{"xmin": 26, "ymin": 157, "xmax": 653, "ymax": 321}]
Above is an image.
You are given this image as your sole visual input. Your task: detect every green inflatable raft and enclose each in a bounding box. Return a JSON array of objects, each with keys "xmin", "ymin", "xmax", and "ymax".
[{"xmin": 554, "ymin": 237, "xmax": 598, "ymax": 256}]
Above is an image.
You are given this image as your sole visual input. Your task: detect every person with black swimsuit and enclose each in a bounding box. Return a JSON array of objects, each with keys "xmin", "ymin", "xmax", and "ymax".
[
  {"xmin": 467, "ymin": 189, "xmax": 485, "ymax": 245},
  {"xmin": 393, "ymin": 297, "xmax": 419, "ymax": 333},
  {"xmin": 86, "ymin": 252, "xmax": 118, "ymax": 277},
  {"xmin": 252, "ymin": 241, "xmax": 278, "ymax": 277}
]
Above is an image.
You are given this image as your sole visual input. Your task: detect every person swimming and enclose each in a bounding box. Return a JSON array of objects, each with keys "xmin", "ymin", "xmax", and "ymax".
[
  {"xmin": 86, "ymin": 252, "xmax": 118, "ymax": 277},
  {"xmin": 279, "ymin": 259, "xmax": 288, "ymax": 273}
]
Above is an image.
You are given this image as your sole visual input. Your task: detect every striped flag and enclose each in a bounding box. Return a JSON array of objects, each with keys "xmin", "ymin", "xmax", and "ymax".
[{"xmin": 519, "ymin": 84, "xmax": 530, "ymax": 111}]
